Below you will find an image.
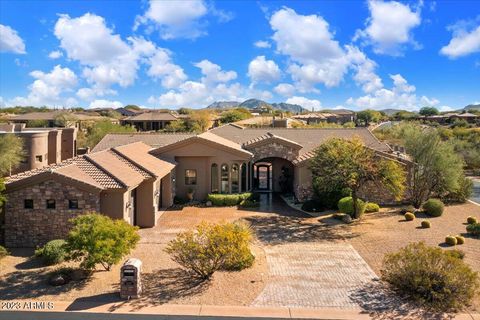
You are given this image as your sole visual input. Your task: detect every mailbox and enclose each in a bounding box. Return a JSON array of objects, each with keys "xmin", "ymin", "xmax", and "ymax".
[{"xmin": 120, "ymin": 258, "xmax": 142, "ymax": 299}]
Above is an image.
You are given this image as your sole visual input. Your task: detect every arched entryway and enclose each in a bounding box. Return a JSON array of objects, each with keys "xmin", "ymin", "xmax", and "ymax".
[{"xmin": 252, "ymin": 157, "xmax": 294, "ymax": 194}]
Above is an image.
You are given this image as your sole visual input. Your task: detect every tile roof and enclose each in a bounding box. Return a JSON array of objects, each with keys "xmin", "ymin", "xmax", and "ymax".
[
  {"xmin": 197, "ymin": 132, "xmax": 251, "ymax": 155},
  {"xmin": 210, "ymin": 124, "xmax": 391, "ymax": 154},
  {"xmin": 92, "ymin": 132, "xmax": 195, "ymax": 152},
  {"xmin": 5, "ymin": 142, "xmax": 174, "ymax": 191},
  {"xmin": 124, "ymin": 111, "xmax": 179, "ymax": 121}
]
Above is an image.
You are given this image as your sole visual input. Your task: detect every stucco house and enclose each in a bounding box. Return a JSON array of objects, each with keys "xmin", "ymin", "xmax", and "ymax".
[{"xmin": 2, "ymin": 124, "xmax": 408, "ymax": 247}]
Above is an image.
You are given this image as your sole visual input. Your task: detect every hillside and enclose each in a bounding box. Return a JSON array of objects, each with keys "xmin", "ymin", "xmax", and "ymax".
[
  {"xmin": 207, "ymin": 98, "xmax": 308, "ymax": 113},
  {"xmin": 464, "ymin": 104, "xmax": 480, "ymax": 111},
  {"xmin": 206, "ymin": 101, "xmax": 240, "ymax": 109}
]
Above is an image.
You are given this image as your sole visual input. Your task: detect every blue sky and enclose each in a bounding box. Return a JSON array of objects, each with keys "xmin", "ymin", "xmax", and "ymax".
[{"xmin": 0, "ymin": 0, "xmax": 479, "ymax": 111}]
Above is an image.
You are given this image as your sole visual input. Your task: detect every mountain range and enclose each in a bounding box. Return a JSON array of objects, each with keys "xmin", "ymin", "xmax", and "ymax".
[{"xmin": 206, "ymin": 99, "xmax": 308, "ymax": 113}]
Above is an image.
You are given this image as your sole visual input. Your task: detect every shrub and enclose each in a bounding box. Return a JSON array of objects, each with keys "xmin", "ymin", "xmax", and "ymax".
[
  {"xmin": 446, "ymin": 249, "xmax": 465, "ymax": 260},
  {"xmin": 312, "ymin": 185, "xmax": 351, "ymax": 210},
  {"xmin": 165, "ymin": 221, "xmax": 254, "ymax": 279},
  {"xmin": 423, "ymin": 199, "xmax": 444, "ymax": 217},
  {"xmin": 466, "ymin": 223, "xmax": 480, "ymax": 237},
  {"xmin": 467, "ymin": 216, "xmax": 478, "ymax": 224},
  {"xmin": 338, "ymin": 197, "xmax": 366, "ymax": 218},
  {"xmin": 301, "ymin": 200, "xmax": 323, "ymax": 212},
  {"xmin": 404, "ymin": 212, "xmax": 415, "ymax": 221},
  {"xmin": 381, "ymin": 242, "xmax": 479, "ymax": 311},
  {"xmin": 65, "ymin": 213, "xmax": 140, "ymax": 271},
  {"xmin": 35, "ymin": 239, "xmax": 67, "ymax": 265},
  {"xmin": 421, "ymin": 220, "xmax": 431, "ymax": 228},
  {"xmin": 455, "ymin": 235, "xmax": 465, "ymax": 245},
  {"xmin": 443, "ymin": 176, "xmax": 473, "ymax": 203},
  {"xmin": 206, "ymin": 193, "xmax": 253, "ymax": 207},
  {"xmin": 239, "ymin": 199, "xmax": 259, "ymax": 208},
  {"xmin": 365, "ymin": 202, "xmax": 380, "ymax": 213},
  {"xmin": 0, "ymin": 245, "xmax": 8, "ymax": 260},
  {"xmin": 445, "ymin": 235, "xmax": 457, "ymax": 246},
  {"xmin": 224, "ymin": 194, "xmax": 240, "ymax": 206},
  {"xmin": 400, "ymin": 205, "xmax": 416, "ymax": 215}
]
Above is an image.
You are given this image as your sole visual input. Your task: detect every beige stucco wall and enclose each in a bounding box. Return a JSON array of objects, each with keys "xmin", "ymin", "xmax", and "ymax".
[
  {"xmin": 100, "ymin": 190, "xmax": 128, "ymax": 221},
  {"xmin": 136, "ymin": 179, "xmax": 156, "ymax": 227},
  {"xmin": 47, "ymin": 130, "xmax": 62, "ymax": 164},
  {"xmin": 60, "ymin": 127, "xmax": 77, "ymax": 160},
  {"xmin": 16, "ymin": 132, "xmax": 49, "ymax": 174}
]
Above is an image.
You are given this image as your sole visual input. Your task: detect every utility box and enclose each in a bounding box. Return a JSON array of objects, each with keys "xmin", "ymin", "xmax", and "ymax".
[{"xmin": 120, "ymin": 258, "xmax": 142, "ymax": 299}]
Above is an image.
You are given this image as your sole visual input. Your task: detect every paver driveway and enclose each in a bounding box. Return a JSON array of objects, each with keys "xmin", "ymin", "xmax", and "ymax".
[{"xmin": 251, "ymin": 242, "xmax": 378, "ymax": 309}]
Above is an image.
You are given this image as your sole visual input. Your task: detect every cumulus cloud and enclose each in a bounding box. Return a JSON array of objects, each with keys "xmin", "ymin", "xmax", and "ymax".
[
  {"xmin": 88, "ymin": 99, "xmax": 123, "ymax": 109},
  {"xmin": 195, "ymin": 59, "xmax": 237, "ymax": 84},
  {"xmin": 346, "ymin": 74, "xmax": 439, "ymax": 110},
  {"xmin": 10, "ymin": 65, "xmax": 78, "ymax": 107},
  {"xmin": 274, "ymin": 83, "xmax": 296, "ymax": 97},
  {"xmin": 0, "ymin": 24, "xmax": 26, "ymax": 54},
  {"xmin": 248, "ymin": 56, "xmax": 281, "ymax": 84},
  {"xmin": 48, "ymin": 50, "xmax": 63, "ymax": 59},
  {"xmin": 354, "ymin": 0, "xmax": 421, "ymax": 56},
  {"xmin": 147, "ymin": 48, "xmax": 188, "ymax": 88},
  {"xmin": 254, "ymin": 40, "xmax": 271, "ymax": 48},
  {"xmin": 286, "ymin": 96, "xmax": 322, "ymax": 110},
  {"xmin": 440, "ymin": 21, "xmax": 480, "ymax": 59}
]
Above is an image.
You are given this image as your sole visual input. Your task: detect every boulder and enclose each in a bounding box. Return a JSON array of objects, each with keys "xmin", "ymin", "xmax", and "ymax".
[{"xmin": 49, "ymin": 274, "xmax": 66, "ymax": 286}]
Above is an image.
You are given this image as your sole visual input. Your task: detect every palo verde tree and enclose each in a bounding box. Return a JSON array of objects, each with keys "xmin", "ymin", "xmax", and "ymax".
[
  {"xmin": 0, "ymin": 134, "xmax": 25, "ymax": 176},
  {"xmin": 309, "ymin": 137, "xmax": 406, "ymax": 218}
]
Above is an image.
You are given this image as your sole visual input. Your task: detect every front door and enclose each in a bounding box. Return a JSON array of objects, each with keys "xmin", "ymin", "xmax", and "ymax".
[{"xmin": 257, "ymin": 165, "xmax": 270, "ymax": 190}]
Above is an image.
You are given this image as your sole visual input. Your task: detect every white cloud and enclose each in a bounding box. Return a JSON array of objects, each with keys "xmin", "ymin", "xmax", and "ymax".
[
  {"xmin": 194, "ymin": 59, "xmax": 237, "ymax": 84},
  {"xmin": 88, "ymin": 99, "xmax": 123, "ymax": 109},
  {"xmin": 134, "ymin": 0, "xmax": 208, "ymax": 39},
  {"xmin": 248, "ymin": 56, "xmax": 281, "ymax": 84},
  {"xmin": 48, "ymin": 50, "xmax": 63, "ymax": 59},
  {"xmin": 10, "ymin": 65, "xmax": 78, "ymax": 107},
  {"xmin": 440, "ymin": 24, "xmax": 480, "ymax": 59},
  {"xmin": 274, "ymin": 83, "xmax": 296, "ymax": 97},
  {"xmin": 286, "ymin": 96, "xmax": 322, "ymax": 110},
  {"xmin": 254, "ymin": 40, "xmax": 271, "ymax": 48},
  {"xmin": 355, "ymin": 0, "xmax": 421, "ymax": 56},
  {"xmin": 346, "ymin": 74, "xmax": 438, "ymax": 111},
  {"xmin": 0, "ymin": 24, "xmax": 26, "ymax": 54},
  {"xmin": 147, "ymin": 48, "xmax": 187, "ymax": 88}
]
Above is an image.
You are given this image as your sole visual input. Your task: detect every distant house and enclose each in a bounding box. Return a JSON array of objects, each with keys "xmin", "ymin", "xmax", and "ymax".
[
  {"xmin": 121, "ymin": 111, "xmax": 187, "ymax": 131},
  {"xmin": 0, "ymin": 123, "xmax": 77, "ymax": 175},
  {"xmin": 423, "ymin": 112, "xmax": 480, "ymax": 125},
  {"xmin": 115, "ymin": 107, "xmax": 143, "ymax": 117},
  {"xmin": 292, "ymin": 111, "xmax": 355, "ymax": 125}
]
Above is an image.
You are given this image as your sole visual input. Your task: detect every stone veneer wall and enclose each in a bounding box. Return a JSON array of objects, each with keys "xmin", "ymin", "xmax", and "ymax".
[
  {"xmin": 5, "ymin": 180, "xmax": 100, "ymax": 248},
  {"xmin": 248, "ymin": 142, "xmax": 299, "ymax": 163}
]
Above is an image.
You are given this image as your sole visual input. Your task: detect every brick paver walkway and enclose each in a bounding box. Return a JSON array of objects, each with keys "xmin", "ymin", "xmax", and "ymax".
[{"xmin": 252, "ymin": 243, "xmax": 378, "ymax": 309}]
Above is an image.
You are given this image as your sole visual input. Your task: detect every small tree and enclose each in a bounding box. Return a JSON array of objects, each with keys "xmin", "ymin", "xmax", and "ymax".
[
  {"xmin": 309, "ymin": 137, "xmax": 406, "ymax": 218},
  {"xmin": 356, "ymin": 109, "xmax": 382, "ymax": 126},
  {"xmin": 419, "ymin": 107, "xmax": 439, "ymax": 116},
  {"xmin": 65, "ymin": 213, "xmax": 140, "ymax": 271},
  {"xmin": 84, "ymin": 120, "xmax": 136, "ymax": 148},
  {"xmin": 0, "ymin": 134, "xmax": 25, "ymax": 176}
]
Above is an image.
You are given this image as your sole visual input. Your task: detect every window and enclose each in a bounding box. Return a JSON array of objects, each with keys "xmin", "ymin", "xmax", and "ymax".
[
  {"xmin": 211, "ymin": 163, "xmax": 219, "ymax": 193},
  {"xmin": 221, "ymin": 164, "xmax": 229, "ymax": 193},
  {"xmin": 185, "ymin": 169, "xmax": 197, "ymax": 185},
  {"xmin": 46, "ymin": 199, "xmax": 56, "ymax": 209},
  {"xmin": 231, "ymin": 164, "xmax": 239, "ymax": 193},
  {"xmin": 35, "ymin": 155, "xmax": 43, "ymax": 162},
  {"xmin": 68, "ymin": 199, "xmax": 79, "ymax": 209},
  {"xmin": 24, "ymin": 199, "xmax": 34, "ymax": 209}
]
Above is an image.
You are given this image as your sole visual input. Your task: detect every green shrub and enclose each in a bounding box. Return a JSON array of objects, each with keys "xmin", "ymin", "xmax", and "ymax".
[
  {"xmin": 423, "ymin": 199, "xmax": 445, "ymax": 217},
  {"xmin": 365, "ymin": 202, "xmax": 380, "ymax": 213},
  {"xmin": 445, "ymin": 235, "xmax": 457, "ymax": 246},
  {"xmin": 443, "ymin": 176, "xmax": 473, "ymax": 203},
  {"xmin": 224, "ymin": 194, "xmax": 240, "ymax": 206},
  {"xmin": 0, "ymin": 245, "xmax": 8, "ymax": 260},
  {"xmin": 455, "ymin": 235, "xmax": 465, "ymax": 245},
  {"xmin": 466, "ymin": 223, "xmax": 480, "ymax": 237},
  {"xmin": 239, "ymin": 199, "xmax": 259, "ymax": 208},
  {"xmin": 467, "ymin": 216, "xmax": 478, "ymax": 224},
  {"xmin": 421, "ymin": 220, "xmax": 431, "ymax": 228},
  {"xmin": 381, "ymin": 242, "xmax": 479, "ymax": 311},
  {"xmin": 400, "ymin": 205, "xmax": 416, "ymax": 214},
  {"xmin": 206, "ymin": 193, "xmax": 253, "ymax": 207},
  {"xmin": 301, "ymin": 200, "xmax": 323, "ymax": 212},
  {"xmin": 338, "ymin": 197, "xmax": 366, "ymax": 217},
  {"xmin": 404, "ymin": 212, "xmax": 415, "ymax": 221},
  {"xmin": 65, "ymin": 213, "xmax": 140, "ymax": 271},
  {"xmin": 35, "ymin": 239, "xmax": 67, "ymax": 265},
  {"xmin": 312, "ymin": 185, "xmax": 351, "ymax": 210},
  {"xmin": 446, "ymin": 249, "xmax": 465, "ymax": 260},
  {"xmin": 165, "ymin": 221, "xmax": 254, "ymax": 279}
]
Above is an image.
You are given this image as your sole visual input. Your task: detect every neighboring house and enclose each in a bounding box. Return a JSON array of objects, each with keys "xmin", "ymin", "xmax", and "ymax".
[
  {"xmin": 0, "ymin": 123, "xmax": 77, "ymax": 175},
  {"xmin": 121, "ymin": 111, "xmax": 187, "ymax": 131},
  {"xmin": 422, "ymin": 112, "xmax": 480, "ymax": 125},
  {"xmin": 115, "ymin": 107, "xmax": 143, "ymax": 117},
  {"xmin": 292, "ymin": 111, "xmax": 355, "ymax": 125},
  {"xmin": 3, "ymin": 124, "xmax": 409, "ymax": 247}
]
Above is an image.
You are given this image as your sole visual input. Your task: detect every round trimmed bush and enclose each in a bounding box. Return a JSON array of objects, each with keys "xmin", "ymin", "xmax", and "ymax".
[
  {"xmin": 423, "ymin": 199, "xmax": 444, "ymax": 217},
  {"xmin": 338, "ymin": 197, "xmax": 366, "ymax": 217},
  {"xmin": 421, "ymin": 220, "xmax": 431, "ymax": 228},
  {"xmin": 467, "ymin": 216, "xmax": 477, "ymax": 225},
  {"xmin": 455, "ymin": 235, "xmax": 465, "ymax": 245},
  {"xmin": 35, "ymin": 239, "xmax": 67, "ymax": 265},
  {"xmin": 445, "ymin": 235, "xmax": 457, "ymax": 246},
  {"xmin": 0, "ymin": 245, "xmax": 8, "ymax": 260},
  {"xmin": 466, "ymin": 223, "xmax": 480, "ymax": 237},
  {"xmin": 365, "ymin": 202, "xmax": 380, "ymax": 213},
  {"xmin": 404, "ymin": 212, "xmax": 415, "ymax": 221}
]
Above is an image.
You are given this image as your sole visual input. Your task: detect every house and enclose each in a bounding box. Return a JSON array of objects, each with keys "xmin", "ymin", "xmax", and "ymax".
[
  {"xmin": 120, "ymin": 111, "xmax": 188, "ymax": 131},
  {"xmin": 3, "ymin": 124, "xmax": 409, "ymax": 247},
  {"xmin": 422, "ymin": 112, "xmax": 480, "ymax": 125},
  {"xmin": 0, "ymin": 123, "xmax": 77, "ymax": 175},
  {"xmin": 291, "ymin": 111, "xmax": 355, "ymax": 125}
]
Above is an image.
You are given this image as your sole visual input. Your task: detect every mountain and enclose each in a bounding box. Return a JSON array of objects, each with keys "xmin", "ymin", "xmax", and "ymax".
[
  {"xmin": 238, "ymin": 98, "xmax": 271, "ymax": 109},
  {"xmin": 271, "ymin": 102, "xmax": 307, "ymax": 113},
  {"xmin": 378, "ymin": 108, "xmax": 407, "ymax": 116},
  {"xmin": 464, "ymin": 104, "xmax": 480, "ymax": 111},
  {"xmin": 206, "ymin": 101, "xmax": 240, "ymax": 109}
]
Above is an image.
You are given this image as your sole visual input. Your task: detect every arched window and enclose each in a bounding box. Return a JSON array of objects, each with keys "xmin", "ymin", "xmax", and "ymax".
[
  {"xmin": 231, "ymin": 164, "xmax": 239, "ymax": 193},
  {"xmin": 221, "ymin": 164, "xmax": 229, "ymax": 194},
  {"xmin": 211, "ymin": 163, "xmax": 219, "ymax": 193},
  {"xmin": 241, "ymin": 163, "xmax": 247, "ymax": 192}
]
